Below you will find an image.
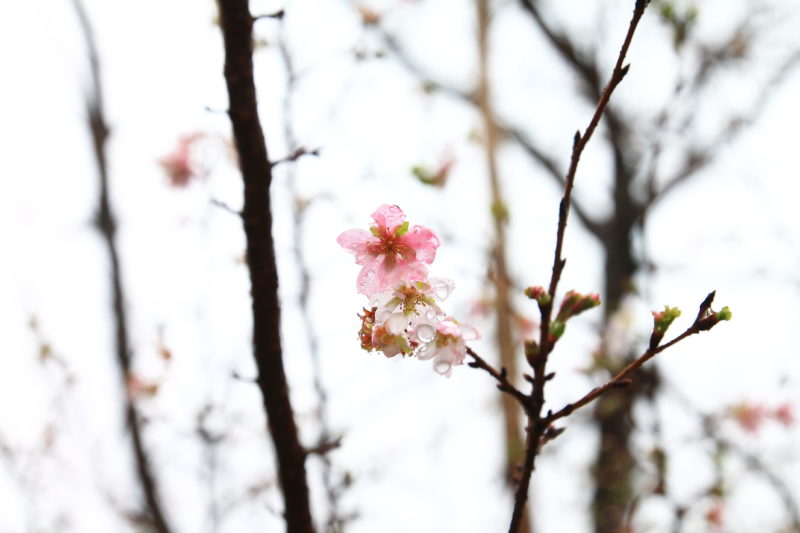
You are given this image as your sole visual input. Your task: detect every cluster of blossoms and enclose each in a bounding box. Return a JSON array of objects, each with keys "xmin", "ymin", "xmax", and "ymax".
[{"xmin": 338, "ymin": 205, "xmax": 478, "ymax": 376}]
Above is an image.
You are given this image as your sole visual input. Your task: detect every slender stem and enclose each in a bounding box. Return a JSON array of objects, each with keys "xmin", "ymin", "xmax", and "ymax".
[
  {"xmin": 507, "ymin": 4, "xmax": 649, "ymax": 532},
  {"xmin": 277, "ymin": 22, "xmax": 344, "ymax": 531},
  {"xmin": 546, "ymin": 325, "xmax": 698, "ymax": 424},
  {"xmin": 217, "ymin": 2, "xmax": 314, "ymax": 532},
  {"xmin": 467, "ymin": 348, "xmax": 530, "ymax": 410}
]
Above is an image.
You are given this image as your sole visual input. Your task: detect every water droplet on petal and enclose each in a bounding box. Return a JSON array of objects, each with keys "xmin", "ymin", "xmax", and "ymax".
[
  {"xmin": 416, "ymin": 323, "xmax": 436, "ymax": 343},
  {"xmin": 425, "ymin": 309, "xmax": 436, "ymax": 320},
  {"xmin": 434, "ymin": 359, "xmax": 452, "ymax": 375},
  {"xmin": 429, "ymin": 277, "xmax": 455, "ymax": 300}
]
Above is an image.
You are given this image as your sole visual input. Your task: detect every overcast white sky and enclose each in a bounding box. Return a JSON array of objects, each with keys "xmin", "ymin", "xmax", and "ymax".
[{"xmin": 1, "ymin": 0, "xmax": 800, "ymax": 532}]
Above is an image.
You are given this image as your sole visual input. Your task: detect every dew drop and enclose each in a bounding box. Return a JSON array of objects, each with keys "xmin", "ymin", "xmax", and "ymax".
[
  {"xmin": 425, "ymin": 309, "xmax": 436, "ymax": 320},
  {"xmin": 416, "ymin": 323, "xmax": 436, "ymax": 343},
  {"xmin": 430, "ymin": 277, "xmax": 454, "ymax": 300},
  {"xmin": 434, "ymin": 359, "xmax": 451, "ymax": 375}
]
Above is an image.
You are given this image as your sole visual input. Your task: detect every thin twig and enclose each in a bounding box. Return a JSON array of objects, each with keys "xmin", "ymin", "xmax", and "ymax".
[
  {"xmin": 276, "ymin": 19, "xmax": 348, "ymax": 532},
  {"xmin": 666, "ymin": 384, "xmax": 800, "ymax": 531},
  {"xmin": 71, "ymin": 1, "xmax": 174, "ymax": 531},
  {"xmin": 466, "ymin": 348, "xmax": 529, "ymax": 411},
  {"xmin": 507, "ymin": 4, "xmax": 650, "ymax": 532},
  {"xmin": 270, "ymin": 147, "xmax": 321, "ymax": 168},
  {"xmin": 252, "ymin": 9, "xmax": 284, "ymax": 21},
  {"xmin": 545, "ymin": 293, "xmax": 716, "ymax": 424}
]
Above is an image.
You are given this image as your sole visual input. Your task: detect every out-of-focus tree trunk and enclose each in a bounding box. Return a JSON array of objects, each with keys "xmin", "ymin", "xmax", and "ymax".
[
  {"xmin": 71, "ymin": 1, "xmax": 174, "ymax": 531},
  {"xmin": 476, "ymin": 1, "xmax": 531, "ymax": 532}
]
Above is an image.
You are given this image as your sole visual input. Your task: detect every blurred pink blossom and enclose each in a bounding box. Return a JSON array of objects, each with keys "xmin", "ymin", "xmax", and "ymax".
[
  {"xmin": 731, "ymin": 403, "xmax": 765, "ymax": 433},
  {"xmin": 706, "ymin": 500, "xmax": 724, "ymax": 530},
  {"xmin": 337, "ymin": 204, "xmax": 440, "ymax": 296},
  {"xmin": 773, "ymin": 402, "xmax": 794, "ymax": 427},
  {"xmin": 159, "ymin": 133, "xmax": 204, "ymax": 187}
]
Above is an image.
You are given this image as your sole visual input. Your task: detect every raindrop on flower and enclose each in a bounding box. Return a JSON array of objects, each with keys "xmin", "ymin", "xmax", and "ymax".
[
  {"xmin": 434, "ymin": 359, "xmax": 451, "ymax": 375},
  {"xmin": 416, "ymin": 323, "xmax": 436, "ymax": 343},
  {"xmin": 429, "ymin": 277, "xmax": 454, "ymax": 300}
]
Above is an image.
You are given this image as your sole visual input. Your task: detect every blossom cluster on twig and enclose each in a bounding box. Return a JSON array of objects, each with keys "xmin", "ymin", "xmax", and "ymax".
[{"xmin": 338, "ymin": 204, "xmax": 479, "ymax": 376}]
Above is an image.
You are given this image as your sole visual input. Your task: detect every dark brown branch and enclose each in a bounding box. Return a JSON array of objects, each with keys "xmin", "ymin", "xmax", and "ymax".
[
  {"xmin": 508, "ymin": 4, "xmax": 649, "ymax": 532},
  {"xmin": 71, "ymin": 1, "xmax": 174, "ymax": 531},
  {"xmin": 217, "ymin": 2, "xmax": 315, "ymax": 532}
]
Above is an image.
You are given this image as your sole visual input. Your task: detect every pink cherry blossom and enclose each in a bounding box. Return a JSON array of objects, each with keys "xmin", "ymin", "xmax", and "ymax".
[{"xmin": 337, "ymin": 205, "xmax": 440, "ymax": 296}]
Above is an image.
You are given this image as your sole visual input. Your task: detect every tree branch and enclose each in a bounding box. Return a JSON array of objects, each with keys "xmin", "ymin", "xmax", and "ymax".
[
  {"xmin": 508, "ymin": 4, "xmax": 649, "ymax": 531},
  {"xmin": 217, "ymin": 1, "xmax": 314, "ymax": 531},
  {"xmin": 545, "ymin": 291, "xmax": 721, "ymax": 425},
  {"xmin": 467, "ymin": 347, "xmax": 530, "ymax": 412}
]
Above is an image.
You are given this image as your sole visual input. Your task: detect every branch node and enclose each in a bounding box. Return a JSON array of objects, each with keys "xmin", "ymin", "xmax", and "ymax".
[{"xmin": 612, "ymin": 378, "xmax": 633, "ymax": 388}]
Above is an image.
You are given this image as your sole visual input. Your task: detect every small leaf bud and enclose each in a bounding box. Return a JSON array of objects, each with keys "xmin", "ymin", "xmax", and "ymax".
[
  {"xmin": 524, "ymin": 339, "xmax": 540, "ymax": 366},
  {"xmin": 524, "ymin": 286, "xmax": 551, "ymax": 307}
]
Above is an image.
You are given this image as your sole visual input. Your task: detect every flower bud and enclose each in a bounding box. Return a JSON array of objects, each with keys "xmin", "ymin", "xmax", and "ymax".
[
  {"xmin": 555, "ymin": 290, "xmax": 600, "ymax": 323},
  {"xmin": 653, "ymin": 306, "xmax": 681, "ymax": 335},
  {"xmin": 524, "ymin": 286, "xmax": 551, "ymax": 307}
]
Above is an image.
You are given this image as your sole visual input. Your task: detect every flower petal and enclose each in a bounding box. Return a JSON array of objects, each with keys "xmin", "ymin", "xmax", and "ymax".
[
  {"xmin": 371, "ymin": 204, "xmax": 406, "ymax": 234},
  {"xmin": 401, "ymin": 225, "xmax": 439, "ymax": 264},
  {"xmin": 356, "ymin": 255, "xmax": 384, "ymax": 296},
  {"xmin": 337, "ymin": 229, "xmax": 377, "ymax": 264}
]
